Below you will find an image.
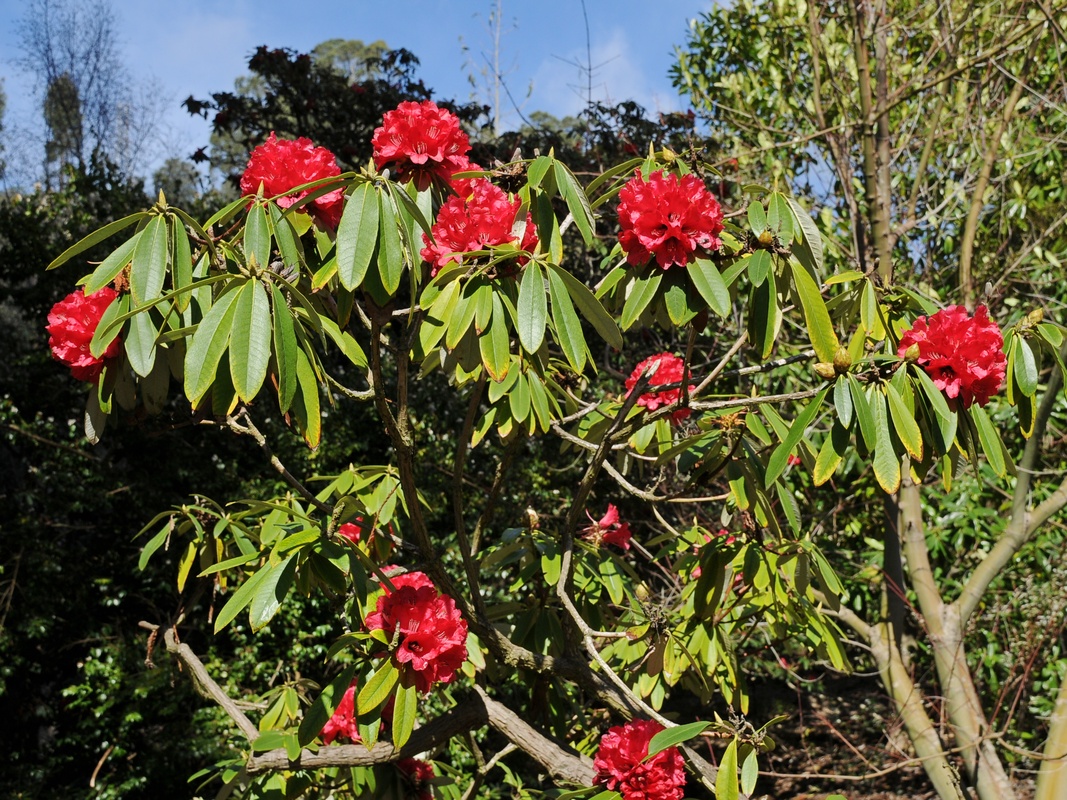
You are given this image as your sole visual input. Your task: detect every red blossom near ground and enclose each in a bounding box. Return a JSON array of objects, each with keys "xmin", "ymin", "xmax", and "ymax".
[
  {"xmin": 320, "ymin": 681, "xmax": 360, "ymax": 744},
  {"xmin": 624, "ymin": 353, "xmax": 694, "ymax": 424},
  {"xmin": 397, "ymin": 758, "xmax": 435, "ymax": 800},
  {"xmin": 364, "ymin": 571, "xmax": 468, "ymax": 693},
  {"xmin": 593, "ymin": 718, "xmax": 687, "ymax": 800},
  {"xmin": 897, "ymin": 304, "xmax": 1006, "ymax": 409},
  {"xmin": 46, "ymin": 287, "xmax": 122, "ymax": 383},
  {"xmin": 420, "ymin": 179, "xmax": 538, "ymax": 276},
  {"xmin": 372, "ymin": 100, "xmax": 472, "ymax": 191},
  {"xmin": 240, "ymin": 132, "xmax": 344, "ymax": 231},
  {"xmin": 617, "ymin": 170, "xmax": 723, "ymax": 269},
  {"xmin": 583, "ymin": 504, "xmax": 633, "ymax": 550}
]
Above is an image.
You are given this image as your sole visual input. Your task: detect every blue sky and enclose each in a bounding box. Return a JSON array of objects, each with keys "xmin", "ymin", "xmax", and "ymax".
[{"xmin": 0, "ymin": 0, "xmax": 712, "ymax": 185}]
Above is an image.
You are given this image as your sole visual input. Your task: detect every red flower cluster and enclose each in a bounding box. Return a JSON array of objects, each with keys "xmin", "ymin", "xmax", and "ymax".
[
  {"xmin": 372, "ymin": 100, "xmax": 472, "ymax": 191},
  {"xmin": 617, "ymin": 170, "xmax": 723, "ymax": 269},
  {"xmin": 320, "ymin": 680, "xmax": 359, "ymax": 744},
  {"xmin": 420, "ymin": 180, "xmax": 538, "ymax": 276},
  {"xmin": 46, "ymin": 287, "xmax": 122, "ymax": 383},
  {"xmin": 593, "ymin": 719, "xmax": 686, "ymax": 800},
  {"xmin": 897, "ymin": 304, "xmax": 1006, "ymax": 408},
  {"xmin": 397, "ymin": 758, "xmax": 435, "ymax": 800},
  {"xmin": 337, "ymin": 517, "xmax": 395, "ymax": 558},
  {"xmin": 625, "ymin": 353, "xmax": 694, "ymax": 423},
  {"xmin": 583, "ymin": 504, "xmax": 633, "ymax": 550},
  {"xmin": 365, "ymin": 571, "xmax": 468, "ymax": 693},
  {"xmin": 240, "ymin": 132, "xmax": 344, "ymax": 230}
]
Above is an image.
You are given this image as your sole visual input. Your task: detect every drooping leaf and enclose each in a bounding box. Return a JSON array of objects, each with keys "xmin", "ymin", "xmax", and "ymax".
[
  {"xmin": 248, "ymin": 553, "xmax": 298, "ymax": 632},
  {"xmin": 546, "ymin": 262, "xmax": 622, "ymax": 349},
  {"xmin": 547, "ymin": 267, "xmax": 587, "ymax": 372},
  {"xmin": 83, "ymin": 233, "xmax": 138, "ymax": 295},
  {"xmin": 716, "ymin": 738, "xmax": 740, "ymax": 800},
  {"xmin": 886, "ymin": 383, "xmax": 923, "ymax": 461},
  {"xmin": 229, "ymin": 280, "xmax": 272, "ymax": 402},
  {"xmin": 214, "ymin": 561, "xmax": 273, "ymax": 633},
  {"xmin": 553, "ymin": 160, "xmax": 595, "ymax": 244},
  {"xmin": 480, "ymin": 293, "xmax": 511, "ymax": 381},
  {"xmin": 688, "ymin": 258, "xmax": 731, "ymax": 318},
  {"xmin": 130, "ymin": 215, "xmax": 169, "ymax": 306},
  {"xmin": 621, "ymin": 271, "xmax": 662, "ymax": 330},
  {"xmin": 184, "ymin": 285, "xmax": 242, "ymax": 406},
  {"xmin": 765, "ymin": 387, "xmax": 829, "ymax": 484},
  {"xmin": 377, "ymin": 190, "xmax": 405, "ymax": 295},
  {"xmin": 517, "ymin": 260, "xmax": 548, "ymax": 354},
  {"xmin": 293, "ymin": 348, "xmax": 321, "ymax": 448},
  {"xmin": 787, "ymin": 196, "xmax": 824, "ymax": 273},
  {"xmin": 870, "ymin": 390, "xmax": 901, "ymax": 493},
  {"xmin": 391, "ymin": 680, "xmax": 418, "ymax": 749},
  {"xmin": 125, "ymin": 307, "xmax": 159, "ymax": 378},
  {"xmin": 356, "ymin": 660, "xmax": 399, "ymax": 714},
  {"xmin": 848, "ymin": 374, "xmax": 876, "ymax": 450},
  {"xmin": 336, "ymin": 182, "xmax": 379, "ymax": 290},
  {"xmin": 270, "ymin": 284, "xmax": 298, "ymax": 413},
  {"xmin": 1013, "ymin": 336, "xmax": 1038, "ymax": 397},
  {"xmin": 790, "ymin": 262, "xmax": 839, "ymax": 362},
  {"xmin": 971, "ymin": 403, "xmax": 1007, "ymax": 476},
  {"xmin": 748, "ymin": 249, "xmax": 772, "ymax": 287}
]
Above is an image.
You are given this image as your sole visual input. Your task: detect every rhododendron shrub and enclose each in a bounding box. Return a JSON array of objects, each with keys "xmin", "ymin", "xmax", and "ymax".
[
  {"xmin": 44, "ymin": 89, "xmax": 1063, "ymax": 800},
  {"xmin": 594, "ymin": 719, "xmax": 686, "ymax": 800},
  {"xmin": 46, "ymin": 287, "xmax": 121, "ymax": 382},
  {"xmin": 897, "ymin": 304, "xmax": 1006, "ymax": 408},
  {"xmin": 240, "ymin": 132, "xmax": 344, "ymax": 230}
]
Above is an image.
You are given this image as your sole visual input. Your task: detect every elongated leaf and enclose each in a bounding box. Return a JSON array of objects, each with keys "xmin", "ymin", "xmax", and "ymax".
[
  {"xmin": 214, "ymin": 561, "xmax": 273, "ymax": 633},
  {"xmin": 848, "ymin": 374, "xmax": 876, "ymax": 450},
  {"xmin": 533, "ymin": 193, "xmax": 563, "ymax": 262},
  {"xmin": 1014, "ymin": 337, "xmax": 1038, "ymax": 396},
  {"xmin": 740, "ymin": 745, "xmax": 759, "ymax": 795},
  {"xmin": 391, "ymin": 680, "xmax": 418, "ymax": 749},
  {"xmin": 297, "ymin": 663, "xmax": 358, "ymax": 746},
  {"xmin": 320, "ymin": 317, "xmax": 368, "ymax": 368},
  {"xmin": 419, "ymin": 279, "xmax": 460, "ymax": 354},
  {"xmin": 971, "ymin": 403, "xmax": 1007, "ymax": 476},
  {"xmin": 769, "ymin": 192, "xmax": 793, "ymax": 242},
  {"xmin": 130, "ymin": 215, "xmax": 169, "ymax": 306},
  {"xmin": 268, "ymin": 202, "xmax": 304, "ymax": 270},
  {"xmin": 716, "ymin": 738, "xmax": 740, "ymax": 800},
  {"xmin": 230, "ymin": 280, "xmax": 272, "ymax": 402},
  {"xmin": 244, "ymin": 202, "xmax": 271, "ymax": 269},
  {"xmin": 813, "ymin": 423, "xmax": 847, "ymax": 485},
  {"xmin": 205, "ymin": 195, "xmax": 254, "ymax": 231},
  {"xmin": 688, "ymin": 258, "xmax": 731, "ymax": 317},
  {"xmin": 791, "ymin": 262, "xmax": 839, "ymax": 362},
  {"xmin": 84, "ymin": 233, "xmax": 138, "ymax": 294},
  {"xmin": 833, "ymin": 377, "xmax": 853, "ymax": 429},
  {"xmin": 747, "ymin": 200, "xmax": 766, "ymax": 234},
  {"xmin": 446, "ymin": 284, "xmax": 480, "ymax": 349},
  {"xmin": 765, "ymin": 387, "xmax": 829, "ymax": 484},
  {"xmin": 336, "ymin": 182, "xmax": 379, "ymax": 290},
  {"xmin": 663, "ymin": 277, "xmax": 694, "ymax": 326},
  {"xmin": 646, "ymin": 721, "xmax": 709, "ymax": 758},
  {"xmin": 886, "ymin": 383, "xmax": 923, "ymax": 460},
  {"xmin": 480, "ymin": 293, "xmax": 511, "ymax": 381},
  {"xmin": 377, "ymin": 191, "xmax": 404, "ymax": 295},
  {"xmin": 90, "ymin": 292, "xmax": 130, "ymax": 358},
  {"xmin": 184, "ymin": 285, "xmax": 242, "ymax": 406},
  {"xmin": 870, "ymin": 390, "xmax": 901, "ymax": 493},
  {"xmin": 526, "ymin": 156, "xmax": 553, "ymax": 189},
  {"xmin": 125, "ymin": 307, "xmax": 159, "ymax": 378},
  {"xmin": 621, "ymin": 271, "xmax": 662, "ymax": 330},
  {"xmin": 913, "ymin": 368, "xmax": 957, "ymax": 450},
  {"xmin": 517, "ymin": 261, "xmax": 548, "ymax": 353},
  {"xmin": 48, "ymin": 212, "xmax": 146, "ymax": 270},
  {"xmin": 357, "ymin": 660, "xmax": 399, "ymax": 714},
  {"xmin": 170, "ymin": 217, "xmax": 194, "ymax": 312},
  {"xmin": 293, "ymin": 348, "xmax": 321, "ymax": 448},
  {"xmin": 547, "ymin": 267, "xmax": 587, "ymax": 372},
  {"xmin": 271, "ymin": 284, "xmax": 298, "ymax": 413},
  {"xmin": 546, "ymin": 262, "xmax": 622, "ymax": 349},
  {"xmin": 787, "ymin": 196, "xmax": 823, "ymax": 274},
  {"xmin": 249, "ymin": 554, "xmax": 297, "ymax": 631},
  {"xmin": 553, "ymin": 160, "xmax": 595, "ymax": 244},
  {"xmin": 748, "ymin": 249, "xmax": 772, "ymax": 287},
  {"xmin": 748, "ymin": 268, "xmax": 780, "ymax": 359}
]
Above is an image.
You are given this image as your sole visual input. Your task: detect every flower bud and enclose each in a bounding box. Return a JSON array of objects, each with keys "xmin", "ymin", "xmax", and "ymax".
[
  {"xmin": 1027, "ymin": 308, "xmax": 1045, "ymax": 325},
  {"xmin": 902, "ymin": 343, "xmax": 921, "ymax": 362},
  {"xmin": 833, "ymin": 346, "xmax": 852, "ymax": 373},
  {"xmin": 757, "ymin": 229, "xmax": 774, "ymax": 245},
  {"xmin": 813, "ymin": 362, "xmax": 837, "ymax": 380}
]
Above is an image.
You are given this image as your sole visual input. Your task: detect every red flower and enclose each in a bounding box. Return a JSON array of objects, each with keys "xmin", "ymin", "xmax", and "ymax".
[
  {"xmin": 593, "ymin": 719, "xmax": 686, "ymax": 800},
  {"xmin": 897, "ymin": 304, "xmax": 1006, "ymax": 408},
  {"xmin": 786, "ymin": 454, "xmax": 802, "ymax": 467},
  {"xmin": 320, "ymin": 681, "xmax": 360, "ymax": 744},
  {"xmin": 617, "ymin": 170, "xmax": 723, "ymax": 269},
  {"xmin": 46, "ymin": 287, "xmax": 122, "ymax": 383},
  {"xmin": 583, "ymin": 504, "xmax": 633, "ymax": 550},
  {"xmin": 240, "ymin": 132, "xmax": 344, "ymax": 231},
  {"xmin": 625, "ymin": 353, "xmax": 694, "ymax": 423},
  {"xmin": 337, "ymin": 517, "xmax": 395, "ymax": 557},
  {"xmin": 420, "ymin": 180, "xmax": 538, "ymax": 276},
  {"xmin": 448, "ymin": 155, "xmax": 483, "ymax": 198},
  {"xmin": 372, "ymin": 100, "xmax": 472, "ymax": 191},
  {"xmin": 364, "ymin": 571, "xmax": 468, "ymax": 693},
  {"xmin": 397, "ymin": 758, "xmax": 435, "ymax": 800}
]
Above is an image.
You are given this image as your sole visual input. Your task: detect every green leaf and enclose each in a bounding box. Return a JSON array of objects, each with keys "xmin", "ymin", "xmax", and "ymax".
[
  {"xmin": 419, "ymin": 279, "xmax": 460, "ymax": 354},
  {"xmin": 244, "ymin": 202, "xmax": 271, "ymax": 269},
  {"xmin": 90, "ymin": 292, "xmax": 129, "ymax": 358},
  {"xmin": 84, "ymin": 233, "xmax": 138, "ymax": 294},
  {"xmin": 138, "ymin": 526, "xmax": 170, "ymax": 571},
  {"xmin": 663, "ymin": 276, "xmax": 694, "ymax": 326},
  {"xmin": 293, "ymin": 348, "xmax": 321, "ymax": 448},
  {"xmin": 297, "ymin": 663, "xmax": 358, "ymax": 746},
  {"xmin": 214, "ymin": 561, "xmax": 273, "ymax": 633},
  {"xmin": 740, "ymin": 745, "xmax": 759, "ymax": 795},
  {"xmin": 268, "ymin": 202, "xmax": 304, "ymax": 270},
  {"xmin": 229, "ymin": 280, "xmax": 272, "ymax": 402},
  {"xmin": 765, "ymin": 387, "xmax": 829, "ymax": 484},
  {"xmin": 270, "ymin": 284, "xmax": 298, "ymax": 413},
  {"xmin": 446, "ymin": 283, "xmax": 480, "ymax": 349},
  {"xmin": 646, "ymin": 721, "xmax": 709, "ymax": 758},
  {"xmin": 716, "ymin": 738, "xmax": 740, "ymax": 800},
  {"xmin": 791, "ymin": 262, "xmax": 839, "ymax": 362},
  {"xmin": 886, "ymin": 383, "xmax": 923, "ymax": 460},
  {"xmin": 553, "ymin": 160, "xmax": 595, "ymax": 244},
  {"xmin": 1013, "ymin": 337, "xmax": 1038, "ymax": 396},
  {"xmin": 971, "ymin": 403, "xmax": 1007, "ymax": 476},
  {"xmin": 546, "ymin": 261, "xmax": 622, "ymax": 349},
  {"xmin": 336, "ymin": 182, "xmax": 379, "ymax": 290},
  {"xmin": 47, "ymin": 212, "xmax": 146, "ymax": 270},
  {"xmin": 621, "ymin": 271, "xmax": 662, "ymax": 330},
  {"xmin": 833, "ymin": 377, "xmax": 853, "ymax": 429},
  {"xmin": 170, "ymin": 217, "xmax": 194, "ymax": 312},
  {"xmin": 130, "ymin": 215, "xmax": 169, "ymax": 306},
  {"xmin": 748, "ymin": 268, "xmax": 780, "ymax": 360},
  {"xmin": 184, "ymin": 285, "xmax": 242, "ymax": 406},
  {"xmin": 688, "ymin": 258, "xmax": 731, "ymax": 317},
  {"xmin": 547, "ymin": 266, "xmax": 587, "ymax": 372},
  {"xmin": 357, "ymin": 660, "xmax": 399, "ymax": 714},
  {"xmin": 848, "ymin": 374, "xmax": 876, "ymax": 450},
  {"xmin": 870, "ymin": 390, "xmax": 901, "ymax": 493},
  {"xmin": 747, "ymin": 200, "xmax": 767, "ymax": 234},
  {"xmin": 748, "ymin": 249, "xmax": 772, "ymax": 287},
  {"xmin": 125, "ymin": 307, "xmax": 159, "ymax": 378},
  {"xmin": 532, "ymin": 192, "xmax": 563, "ymax": 263},
  {"xmin": 526, "ymin": 156, "xmax": 553, "ymax": 189},
  {"xmin": 249, "ymin": 554, "xmax": 297, "ymax": 632},
  {"xmin": 787, "ymin": 196, "xmax": 824, "ymax": 273},
  {"xmin": 813, "ymin": 423, "xmax": 847, "ymax": 486},
  {"xmin": 391, "ymin": 680, "xmax": 418, "ymax": 749},
  {"xmin": 205, "ymin": 194, "xmax": 254, "ymax": 231},
  {"xmin": 769, "ymin": 192, "xmax": 793, "ymax": 242},
  {"xmin": 320, "ymin": 317, "xmax": 368, "ymax": 368},
  {"xmin": 480, "ymin": 293, "xmax": 511, "ymax": 381},
  {"xmin": 517, "ymin": 261, "xmax": 548, "ymax": 353},
  {"xmin": 377, "ymin": 191, "xmax": 404, "ymax": 296}
]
